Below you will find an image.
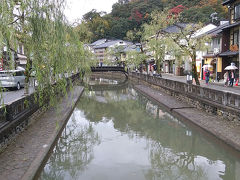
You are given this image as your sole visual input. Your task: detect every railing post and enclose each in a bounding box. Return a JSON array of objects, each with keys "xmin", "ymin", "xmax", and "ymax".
[
  {"xmin": 235, "ymin": 97, "xmax": 239, "ymax": 107},
  {"xmin": 223, "ymin": 92, "xmax": 228, "ymax": 106}
]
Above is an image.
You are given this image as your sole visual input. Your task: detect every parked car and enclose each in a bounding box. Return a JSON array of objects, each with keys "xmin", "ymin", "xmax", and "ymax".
[{"xmin": 0, "ymin": 70, "xmax": 25, "ymax": 90}]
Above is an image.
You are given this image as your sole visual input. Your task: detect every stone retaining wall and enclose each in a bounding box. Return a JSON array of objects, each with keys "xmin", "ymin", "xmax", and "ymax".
[
  {"xmin": 130, "ymin": 72, "xmax": 240, "ymax": 122},
  {"xmin": 0, "ymin": 73, "xmax": 80, "ymax": 151}
]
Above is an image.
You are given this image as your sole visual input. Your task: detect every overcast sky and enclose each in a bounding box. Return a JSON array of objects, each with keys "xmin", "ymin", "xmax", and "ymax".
[{"xmin": 65, "ymin": 0, "xmax": 118, "ymax": 23}]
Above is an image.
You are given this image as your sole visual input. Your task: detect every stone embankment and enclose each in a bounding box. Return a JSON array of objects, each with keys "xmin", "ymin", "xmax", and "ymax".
[
  {"xmin": 0, "ymin": 86, "xmax": 84, "ymax": 180},
  {"xmin": 130, "ymin": 72, "xmax": 240, "ymax": 153},
  {"xmin": 130, "ymin": 72, "xmax": 240, "ymax": 122},
  {"xmin": 0, "ymin": 73, "xmax": 80, "ymax": 151},
  {"xmin": 134, "ymin": 84, "xmax": 240, "ymax": 152}
]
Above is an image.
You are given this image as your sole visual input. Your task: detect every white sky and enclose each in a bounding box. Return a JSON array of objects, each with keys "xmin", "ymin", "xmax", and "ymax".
[{"xmin": 65, "ymin": 0, "xmax": 118, "ymax": 23}]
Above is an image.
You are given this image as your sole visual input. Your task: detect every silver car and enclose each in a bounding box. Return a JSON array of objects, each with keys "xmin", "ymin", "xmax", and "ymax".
[{"xmin": 0, "ymin": 70, "xmax": 25, "ymax": 90}]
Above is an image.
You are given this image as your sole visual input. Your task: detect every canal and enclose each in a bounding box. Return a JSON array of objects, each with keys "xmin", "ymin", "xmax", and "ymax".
[{"xmin": 40, "ymin": 78, "xmax": 240, "ymax": 180}]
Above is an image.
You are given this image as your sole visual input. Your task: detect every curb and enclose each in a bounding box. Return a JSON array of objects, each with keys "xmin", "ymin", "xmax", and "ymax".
[{"xmin": 21, "ymin": 86, "xmax": 84, "ymax": 180}]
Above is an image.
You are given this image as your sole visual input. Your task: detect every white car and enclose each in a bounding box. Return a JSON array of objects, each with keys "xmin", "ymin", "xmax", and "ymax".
[{"xmin": 0, "ymin": 70, "xmax": 25, "ymax": 90}]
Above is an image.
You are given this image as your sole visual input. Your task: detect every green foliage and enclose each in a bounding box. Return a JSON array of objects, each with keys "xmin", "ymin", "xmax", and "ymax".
[
  {"xmin": 141, "ymin": 9, "xmax": 174, "ymax": 73},
  {"xmin": 126, "ymin": 28, "xmax": 142, "ymax": 42},
  {"xmin": 74, "ymin": 22, "xmax": 93, "ymax": 43},
  {"xmin": 0, "ymin": 0, "xmax": 93, "ymax": 107},
  {"xmin": 126, "ymin": 50, "xmax": 147, "ymax": 69},
  {"xmin": 80, "ymin": 0, "xmax": 227, "ymax": 42}
]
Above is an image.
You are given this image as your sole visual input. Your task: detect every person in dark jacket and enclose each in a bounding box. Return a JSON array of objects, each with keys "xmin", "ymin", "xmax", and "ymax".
[
  {"xmin": 205, "ymin": 69, "xmax": 210, "ymax": 85},
  {"xmin": 229, "ymin": 70, "xmax": 235, "ymax": 87}
]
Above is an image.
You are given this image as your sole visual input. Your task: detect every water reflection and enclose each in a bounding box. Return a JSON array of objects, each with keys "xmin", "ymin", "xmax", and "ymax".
[
  {"xmin": 41, "ymin": 112, "xmax": 100, "ymax": 180},
  {"xmin": 41, "ymin": 81, "xmax": 240, "ymax": 180}
]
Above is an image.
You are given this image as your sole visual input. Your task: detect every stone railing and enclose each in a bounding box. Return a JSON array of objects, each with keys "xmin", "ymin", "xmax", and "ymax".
[{"xmin": 130, "ymin": 72, "xmax": 240, "ymax": 121}]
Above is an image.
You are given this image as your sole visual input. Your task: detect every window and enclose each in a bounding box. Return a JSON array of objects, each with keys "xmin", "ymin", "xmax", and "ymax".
[
  {"xmin": 15, "ymin": 71, "xmax": 24, "ymax": 76},
  {"xmin": 233, "ymin": 30, "xmax": 239, "ymax": 45},
  {"xmin": 235, "ymin": 4, "xmax": 240, "ymax": 19}
]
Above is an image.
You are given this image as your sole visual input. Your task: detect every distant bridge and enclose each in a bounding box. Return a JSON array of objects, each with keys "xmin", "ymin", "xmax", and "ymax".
[{"xmin": 90, "ymin": 66, "xmax": 128, "ymax": 79}]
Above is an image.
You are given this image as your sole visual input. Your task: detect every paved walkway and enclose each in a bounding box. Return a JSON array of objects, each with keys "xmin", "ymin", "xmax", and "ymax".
[
  {"xmin": 0, "ymin": 86, "xmax": 84, "ymax": 180},
  {"xmin": 1, "ymin": 87, "xmax": 35, "ymax": 105},
  {"xmin": 161, "ymin": 73, "xmax": 240, "ymax": 94}
]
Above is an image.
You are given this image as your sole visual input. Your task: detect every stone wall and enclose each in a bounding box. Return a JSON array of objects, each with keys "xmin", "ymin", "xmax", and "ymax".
[
  {"xmin": 0, "ymin": 73, "xmax": 80, "ymax": 151},
  {"xmin": 130, "ymin": 72, "xmax": 240, "ymax": 122}
]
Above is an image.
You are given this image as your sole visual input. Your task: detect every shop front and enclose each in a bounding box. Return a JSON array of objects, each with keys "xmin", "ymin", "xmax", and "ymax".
[{"xmin": 219, "ymin": 51, "xmax": 239, "ymax": 79}]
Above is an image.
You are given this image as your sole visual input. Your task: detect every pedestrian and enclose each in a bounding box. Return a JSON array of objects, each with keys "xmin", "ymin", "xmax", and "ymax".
[
  {"xmin": 224, "ymin": 71, "xmax": 229, "ymax": 87},
  {"xmin": 205, "ymin": 69, "xmax": 210, "ymax": 85},
  {"xmin": 142, "ymin": 67, "xmax": 147, "ymax": 75},
  {"xmin": 229, "ymin": 70, "xmax": 235, "ymax": 87}
]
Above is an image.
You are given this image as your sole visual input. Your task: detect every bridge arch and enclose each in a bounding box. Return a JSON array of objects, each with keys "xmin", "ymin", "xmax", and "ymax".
[{"xmin": 90, "ymin": 66, "xmax": 128, "ymax": 79}]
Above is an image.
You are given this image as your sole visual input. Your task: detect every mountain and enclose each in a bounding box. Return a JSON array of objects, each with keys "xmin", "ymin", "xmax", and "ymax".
[{"xmin": 80, "ymin": 0, "xmax": 228, "ymax": 43}]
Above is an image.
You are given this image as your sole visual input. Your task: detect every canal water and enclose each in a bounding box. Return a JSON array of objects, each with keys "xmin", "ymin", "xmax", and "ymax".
[{"xmin": 40, "ymin": 78, "xmax": 240, "ymax": 180}]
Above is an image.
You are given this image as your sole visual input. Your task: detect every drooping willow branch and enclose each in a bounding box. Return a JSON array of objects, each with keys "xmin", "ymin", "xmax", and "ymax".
[{"xmin": 0, "ymin": 0, "xmax": 95, "ymax": 108}]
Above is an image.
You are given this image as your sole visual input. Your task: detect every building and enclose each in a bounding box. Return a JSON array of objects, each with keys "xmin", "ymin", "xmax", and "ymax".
[
  {"xmin": 220, "ymin": 0, "xmax": 240, "ymax": 79},
  {"xmin": 163, "ymin": 23, "xmax": 217, "ymax": 75},
  {"xmin": 1, "ymin": 43, "xmax": 27, "ymax": 70},
  {"xmin": 89, "ymin": 39, "xmax": 132, "ymax": 66},
  {"xmin": 120, "ymin": 43, "xmax": 142, "ymax": 68},
  {"xmin": 202, "ymin": 21, "xmax": 230, "ymax": 80}
]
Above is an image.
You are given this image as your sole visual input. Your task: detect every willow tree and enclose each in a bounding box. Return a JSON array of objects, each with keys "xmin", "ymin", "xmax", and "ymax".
[
  {"xmin": 0, "ymin": 0, "xmax": 93, "ymax": 106},
  {"xmin": 142, "ymin": 9, "xmax": 210, "ymax": 84},
  {"xmin": 125, "ymin": 49, "xmax": 147, "ymax": 71},
  {"xmin": 141, "ymin": 10, "xmax": 174, "ymax": 74},
  {"xmin": 162, "ymin": 22, "xmax": 210, "ymax": 85}
]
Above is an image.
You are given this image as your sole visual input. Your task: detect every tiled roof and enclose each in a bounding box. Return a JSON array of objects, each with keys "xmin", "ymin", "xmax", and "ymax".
[
  {"xmin": 123, "ymin": 44, "xmax": 141, "ymax": 52},
  {"xmin": 163, "ymin": 23, "xmax": 195, "ymax": 33},
  {"xmin": 222, "ymin": 0, "xmax": 236, "ymax": 6},
  {"xmin": 94, "ymin": 40, "xmax": 124, "ymax": 49},
  {"xmin": 222, "ymin": 21, "xmax": 240, "ymax": 30},
  {"xmin": 219, "ymin": 50, "xmax": 238, "ymax": 57},
  {"xmin": 93, "ymin": 40, "xmax": 133, "ymax": 49},
  {"xmin": 90, "ymin": 39, "xmax": 107, "ymax": 46},
  {"xmin": 205, "ymin": 22, "xmax": 229, "ymax": 36},
  {"xmin": 203, "ymin": 54, "xmax": 217, "ymax": 58}
]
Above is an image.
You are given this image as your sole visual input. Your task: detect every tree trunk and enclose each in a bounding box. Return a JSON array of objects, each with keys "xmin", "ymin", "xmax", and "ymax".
[
  {"xmin": 191, "ymin": 52, "xmax": 200, "ymax": 85},
  {"xmin": 24, "ymin": 59, "xmax": 30, "ymax": 95},
  {"xmin": 156, "ymin": 58, "xmax": 161, "ymax": 74}
]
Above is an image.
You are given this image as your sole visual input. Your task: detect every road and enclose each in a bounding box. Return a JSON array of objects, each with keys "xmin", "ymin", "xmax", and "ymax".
[{"xmin": 1, "ymin": 87, "xmax": 35, "ymax": 105}]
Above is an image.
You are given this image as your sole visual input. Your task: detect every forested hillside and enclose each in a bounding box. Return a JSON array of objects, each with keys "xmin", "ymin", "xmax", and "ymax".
[{"xmin": 77, "ymin": 0, "xmax": 228, "ymax": 43}]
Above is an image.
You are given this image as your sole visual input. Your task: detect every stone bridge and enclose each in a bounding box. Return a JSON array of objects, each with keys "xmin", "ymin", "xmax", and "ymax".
[{"xmin": 91, "ymin": 66, "xmax": 128, "ymax": 79}]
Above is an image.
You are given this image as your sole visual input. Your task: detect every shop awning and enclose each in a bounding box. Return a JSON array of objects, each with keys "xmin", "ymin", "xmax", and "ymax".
[{"xmin": 218, "ymin": 51, "xmax": 239, "ymax": 57}]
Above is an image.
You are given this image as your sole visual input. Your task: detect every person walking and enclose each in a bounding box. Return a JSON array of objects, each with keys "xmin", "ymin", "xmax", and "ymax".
[
  {"xmin": 205, "ymin": 69, "xmax": 210, "ymax": 85},
  {"xmin": 229, "ymin": 70, "xmax": 235, "ymax": 87},
  {"xmin": 224, "ymin": 71, "xmax": 229, "ymax": 87}
]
